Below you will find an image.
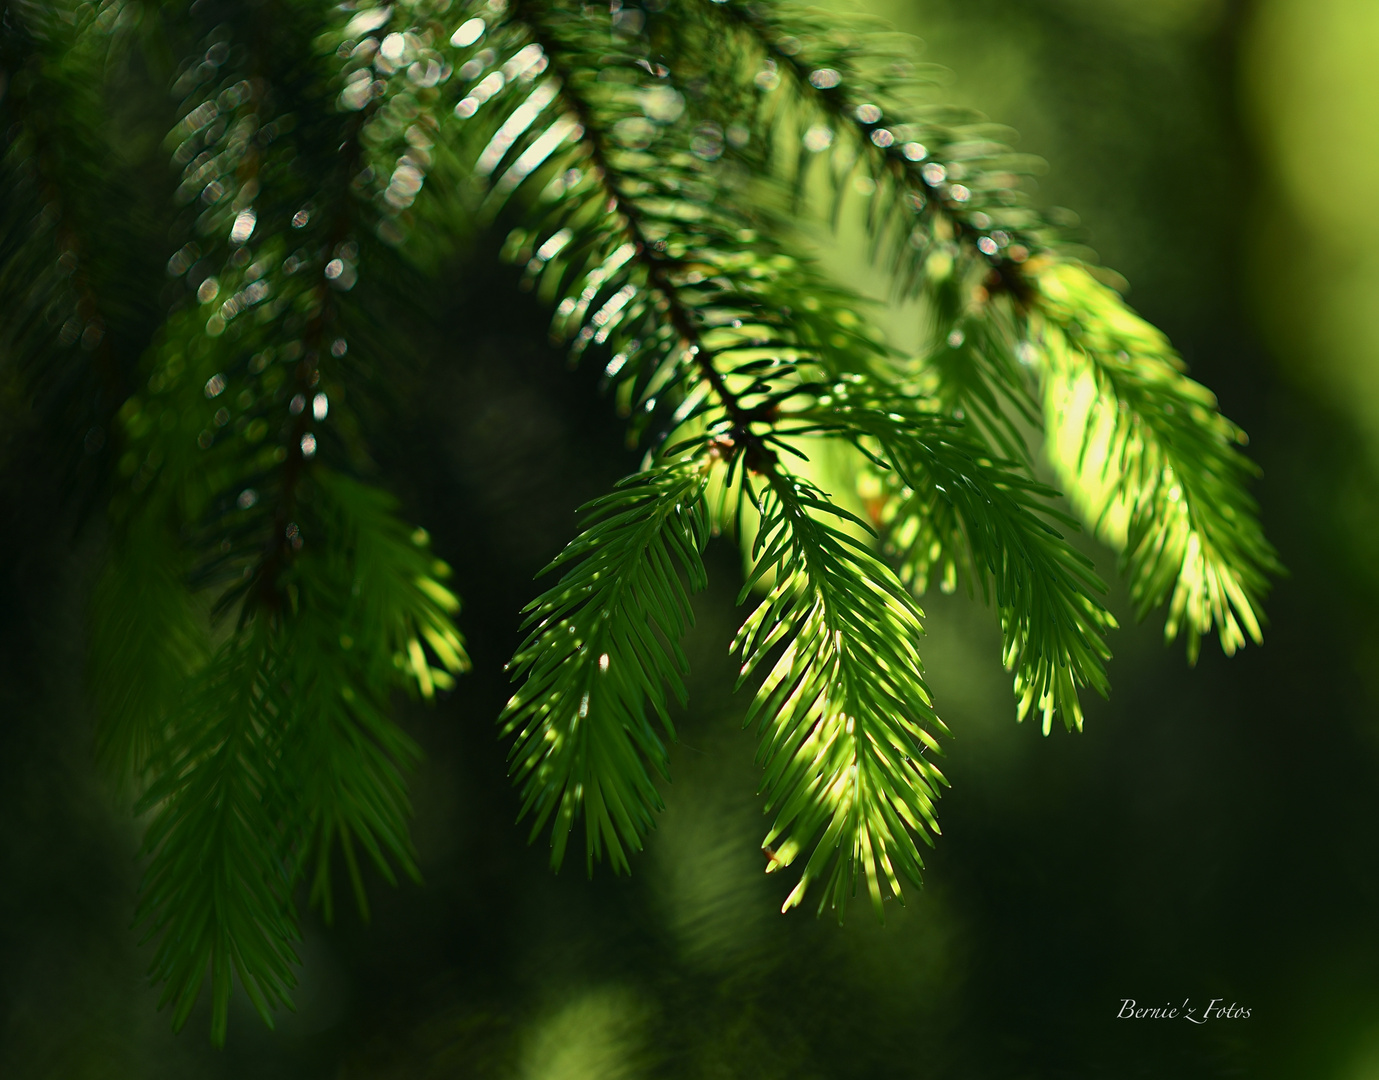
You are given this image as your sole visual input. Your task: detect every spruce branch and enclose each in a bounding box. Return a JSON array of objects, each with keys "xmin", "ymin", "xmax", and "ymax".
[
  {"xmin": 452, "ymin": 6, "xmax": 961, "ymax": 901},
  {"xmin": 90, "ymin": 511, "xmax": 208, "ymax": 776},
  {"xmin": 97, "ymin": 0, "xmax": 469, "ymax": 1041},
  {"xmin": 283, "ymin": 470, "xmax": 467, "ymax": 921},
  {"xmin": 134, "ymin": 468, "xmax": 469, "ymax": 1041},
  {"xmin": 449, "ymin": 1, "xmax": 914, "ymax": 465},
  {"xmin": 735, "ymin": 469, "xmax": 946, "ymax": 918},
  {"xmin": 0, "ymin": 0, "xmax": 145, "ymax": 454},
  {"xmin": 0, "ymin": 0, "xmax": 1284, "ymax": 1034},
  {"xmin": 701, "ymin": 0, "xmax": 1053, "ymax": 290},
  {"xmin": 502, "ymin": 459, "xmax": 710, "ymax": 873},
  {"xmin": 135, "ymin": 619, "xmax": 300, "ymax": 1045},
  {"xmin": 530, "ymin": 12, "xmax": 768, "ymax": 444},
  {"xmin": 697, "ymin": 0, "xmax": 1067, "ymax": 464},
  {"xmin": 699, "ymin": 0, "xmax": 1280, "ymax": 658},
  {"xmin": 452, "ymin": 0, "xmax": 1115, "ymax": 899},
  {"xmin": 794, "ymin": 381, "xmax": 1116, "ymax": 733},
  {"xmin": 1030, "ymin": 262, "xmax": 1281, "ymax": 660},
  {"xmin": 449, "ymin": 0, "xmax": 785, "ymax": 460},
  {"xmin": 125, "ymin": 463, "xmax": 466, "ymax": 1040}
]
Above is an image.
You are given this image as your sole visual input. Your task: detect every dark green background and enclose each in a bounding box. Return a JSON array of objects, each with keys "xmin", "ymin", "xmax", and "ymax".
[{"xmin": 4, "ymin": 1, "xmax": 1378, "ymax": 1076}]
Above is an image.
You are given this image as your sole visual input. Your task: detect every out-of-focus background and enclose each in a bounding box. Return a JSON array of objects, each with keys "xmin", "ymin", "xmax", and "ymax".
[{"xmin": 4, "ymin": 0, "xmax": 1379, "ymax": 1076}]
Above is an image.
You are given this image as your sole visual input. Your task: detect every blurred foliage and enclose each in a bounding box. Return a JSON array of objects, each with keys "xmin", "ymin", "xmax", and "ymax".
[
  {"xmin": 1, "ymin": 0, "xmax": 1377, "ymax": 1077},
  {"xmin": 1244, "ymin": 0, "xmax": 1379, "ymax": 459}
]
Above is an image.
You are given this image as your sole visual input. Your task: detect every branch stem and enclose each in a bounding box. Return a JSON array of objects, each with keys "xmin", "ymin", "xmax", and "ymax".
[{"xmin": 521, "ymin": 9, "xmax": 771, "ymax": 459}]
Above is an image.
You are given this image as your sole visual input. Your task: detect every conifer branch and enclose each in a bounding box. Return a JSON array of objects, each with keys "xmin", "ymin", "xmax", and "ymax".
[
  {"xmin": 451, "ymin": 6, "xmax": 953, "ymax": 898},
  {"xmin": 136, "ymin": 621, "xmax": 300, "ymax": 1045},
  {"xmin": 735, "ymin": 470, "xmax": 946, "ymax": 918},
  {"xmin": 502, "ymin": 460, "xmax": 710, "ymax": 873},
  {"xmin": 697, "ymin": 0, "xmax": 1062, "ymax": 463},
  {"xmin": 450, "ymin": 0, "xmax": 1126, "ymax": 898},
  {"xmin": 0, "ymin": 0, "xmax": 1287, "ymax": 1037},
  {"xmin": 1031, "ymin": 263, "xmax": 1281, "ymax": 659},
  {"xmin": 98, "ymin": 0, "xmax": 469, "ymax": 1041},
  {"xmin": 451, "ymin": 0, "xmax": 788, "ymax": 466},
  {"xmin": 797, "ymin": 383, "xmax": 1116, "ymax": 733},
  {"xmin": 698, "ymin": 0, "xmax": 1279, "ymax": 658},
  {"xmin": 521, "ymin": 9, "xmax": 769, "ymax": 450},
  {"xmin": 0, "ymin": 1, "xmax": 142, "ymax": 452}
]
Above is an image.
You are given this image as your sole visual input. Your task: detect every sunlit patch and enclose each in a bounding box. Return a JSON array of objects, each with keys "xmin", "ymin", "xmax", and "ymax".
[
  {"xmin": 379, "ymin": 32, "xmax": 407, "ymax": 65},
  {"xmin": 450, "ymin": 17, "xmax": 485, "ymax": 47},
  {"xmin": 803, "ymin": 124, "xmax": 833, "ymax": 152},
  {"xmin": 344, "ymin": 6, "xmax": 391, "ymax": 38},
  {"xmin": 229, "ymin": 208, "xmax": 256, "ymax": 244},
  {"xmin": 503, "ymin": 43, "xmax": 546, "ymax": 82},
  {"xmin": 639, "ymin": 85, "xmax": 684, "ymax": 123},
  {"xmin": 517, "ymin": 988, "xmax": 648, "ymax": 1080}
]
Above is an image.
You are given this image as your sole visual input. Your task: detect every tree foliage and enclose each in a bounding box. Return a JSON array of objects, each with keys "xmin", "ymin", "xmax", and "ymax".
[{"xmin": 0, "ymin": 0, "xmax": 1279, "ymax": 1041}]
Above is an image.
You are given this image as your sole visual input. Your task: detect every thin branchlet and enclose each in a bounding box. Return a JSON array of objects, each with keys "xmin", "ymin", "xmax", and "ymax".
[{"xmin": 517, "ymin": 4, "xmax": 778, "ymax": 469}]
